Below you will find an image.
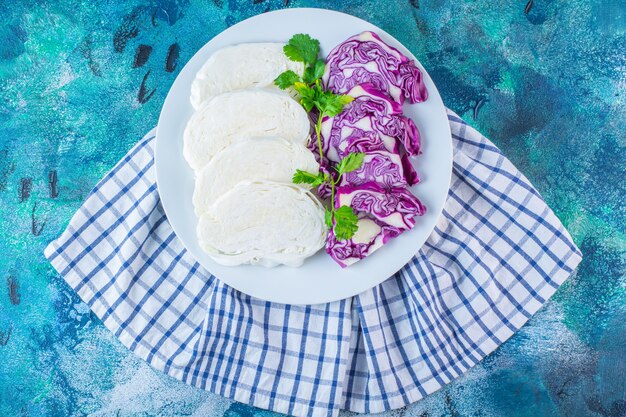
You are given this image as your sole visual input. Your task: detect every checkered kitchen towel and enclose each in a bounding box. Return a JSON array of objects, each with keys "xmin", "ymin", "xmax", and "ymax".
[{"xmin": 44, "ymin": 111, "xmax": 581, "ymax": 417}]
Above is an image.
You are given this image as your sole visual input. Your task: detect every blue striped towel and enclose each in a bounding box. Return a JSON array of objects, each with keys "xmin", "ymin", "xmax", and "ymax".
[{"xmin": 44, "ymin": 111, "xmax": 582, "ymax": 417}]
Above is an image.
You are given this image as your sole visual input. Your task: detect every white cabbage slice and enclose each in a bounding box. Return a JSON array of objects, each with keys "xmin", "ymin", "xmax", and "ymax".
[
  {"xmin": 197, "ymin": 181, "xmax": 327, "ymax": 267},
  {"xmin": 183, "ymin": 89, "xmax": 311, "ymax": 171},
  {"xmin": 190, "ymin": 43, "xmax": 304, "ymax": 110},
  {"xmin": 193, "ymin": 137, "xmax": 319, "ymax": 216}
]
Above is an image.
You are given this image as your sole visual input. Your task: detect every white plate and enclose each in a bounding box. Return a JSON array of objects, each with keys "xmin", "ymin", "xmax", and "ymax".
[{"xmin": 156, "ymin": 8, "xmax": 452, "ymax": 305}]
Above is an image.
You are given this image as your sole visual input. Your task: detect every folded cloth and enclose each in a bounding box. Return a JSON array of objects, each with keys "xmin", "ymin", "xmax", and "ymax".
[{"xmin": 44, "ymin": 110, "xmax": 581, "ymax": 417}]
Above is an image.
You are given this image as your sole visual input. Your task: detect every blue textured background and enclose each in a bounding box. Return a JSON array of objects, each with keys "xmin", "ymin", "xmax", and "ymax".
[{"xmin": 1, "ymin": 1, "xmax": 625, "ymax": 416}]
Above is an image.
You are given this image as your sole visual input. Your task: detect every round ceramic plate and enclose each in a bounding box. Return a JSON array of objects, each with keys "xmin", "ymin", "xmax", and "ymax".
[{"xmin": 156, "ymin": 8, "xmax": 452, "ymax": 305}]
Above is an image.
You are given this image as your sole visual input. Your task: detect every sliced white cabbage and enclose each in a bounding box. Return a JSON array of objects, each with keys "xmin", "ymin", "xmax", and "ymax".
[
  {"xmin": 183, "ymin": 89, "xmax": 311, "ymax": 171},
  {"xmin": 197, "ymin": 181, "xmax": 326, "ymax": 267},
  {"xmin": 193, "ymin": 137, "xmax": 319, "ymax": 216},
  {"xmin": 190, "ymin": 43, "xmax": 304, "ymax": 110}
]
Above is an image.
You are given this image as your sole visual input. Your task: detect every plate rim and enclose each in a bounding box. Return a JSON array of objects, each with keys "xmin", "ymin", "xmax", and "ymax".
[{"xmin": 155, "ymin": 7, "xmax": 452, "ymax": 305}]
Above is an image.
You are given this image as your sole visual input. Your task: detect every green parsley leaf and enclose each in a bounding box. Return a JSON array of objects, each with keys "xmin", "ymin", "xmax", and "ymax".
[
  {"xmin": 300, "ymin": 97, "xmax": 315, "ymax": 112},
  {"xmin": 336, "ymin": 152, "xmax": 365, "ymax": 175},
  {"xmin": 293, "ymin": 81, "xmax": 311, "ymax": 96},
  {"xmin": 274, "ymin": 70, "xmax": 301, "ymax": 89},
  {"xmin": 293, "ymin": 82, "xmax": 316, "ymax": 111},
  {"xmin": 302, "ymin": 59, "xmax": 326, "ymax": 84},
  {"xmin": 283, "ymin": 34, "xmax": 320, "ymax": 66},
  {"xmin": 302, "ymin": 66, "xmax": 316, "ymax": 85},
  {"xmin": 324, "ymin": 208, "xmax": 333, "ymax": 229},
  {"xmin": 292, "ymin": 169, "xmax": 325, "ymax": 186},
  {"xmin": 322, "ymin": 94, "xmax": 354, "ymax": 117},
  {"xmin": 313, "ymin": 59, "xmax": 326, "ymax": 81},
  {"xmin": 333, "ymin": 205, "xmax": 359, "ymax": 241},
  {"xmin": 313, "ymin": 82, "xmax": 324, "ymax": 96}
]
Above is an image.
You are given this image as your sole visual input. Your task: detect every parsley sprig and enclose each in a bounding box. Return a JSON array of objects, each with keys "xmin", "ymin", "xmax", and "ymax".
[
  {"xmin": 275, "ymin": 34, "xmax": 363, "ymax": 241},
  {"xmin": 293, "ymin": 152, "xmax": 365, "ymax": 241},
  {"xmin": 274, "ymin": 34, "xmax": 354, "ymax": 164}
]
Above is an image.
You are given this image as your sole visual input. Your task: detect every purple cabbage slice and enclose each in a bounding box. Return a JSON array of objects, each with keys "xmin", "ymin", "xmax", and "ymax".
[
  {"xmin": 336, "ymin": 182, "xmax": 426, "ymax": 230},
  {"xmin": 335, "ymin": 83, "xmax": 403, "ymax": 118},
  {"xmin": 377, "ymin": 113, "xmax": 421, "ymax": 156},
  {"xmin": 320, "ymin": 84, "xmax": 422, "ymax": 158},
  {"xmin": 318, "ymin": 83, "xmax": 402, "ymax": 161},
  {"xmin": 327, "ymin": 183, "xmax": 426, "ymax": 268},
  {"xmin": 323, "ymin": 31, "xmax": 428, "ymax": 104},
  {"xmin": 340, "ymin": 150, "xmax": 408, "ymax": 189},
  {"xmin": 400, "ymin": 153, "xmax": 420, "ymax": 186},
  {"xmin": 326, "ymin": 217, "xmax": 403, "ymax": 268},
  {"xmin": 320, "ymin": 125, "xmax": 397, "ymax": 163},
  {"xmin": 340, "ymin": 129, "xmax": 398, "ymax": 156}
]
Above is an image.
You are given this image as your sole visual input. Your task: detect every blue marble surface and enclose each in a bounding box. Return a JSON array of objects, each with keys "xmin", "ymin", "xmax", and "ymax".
[{"xmin": 0, "ymin": 0, "xmax": 625, "ymax": 416}]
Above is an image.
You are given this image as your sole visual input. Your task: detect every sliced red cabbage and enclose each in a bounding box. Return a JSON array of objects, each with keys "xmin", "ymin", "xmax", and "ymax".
[
  {"xmin": 335, "ymin": 113, "xmax": 420, "ymax": 157},
  {"xmin": 336, "ymin": 182, "xmax": 426, "ymax": 230},
  {"xmin": 336, "ymin": 83, "xmax": 403, "ymax": 118},
  {"xmin": 326, "ymin": 217, "xmax": 402, "ymax": 268},
  {"xmin": 340, "ymin": 129, "xmax": 397, "ymax": 156},
  {"xmin": 320, "ymin": 125, "xmax": 397, "ymax": 162},
  {"xmin": 378, "ymin": 113, "xmax": 421, "ymax": 156},
  {"xmin": 400, "ymin": 153, "xmax": 420, "ymax": 186},
  {"xmin": 321, "ymin": 31, "xmax": 430, "ymax": 267},
  {"xmin": 340, "ymin": 150, "xmax": 408, "ymax": 189},
  {"xmin": 321, "ymin": 84, "xmax": 422, "ymax": 158},
  {"xmin": 323, "ymin": 31, "xmax": 428, "ymax": 104}
]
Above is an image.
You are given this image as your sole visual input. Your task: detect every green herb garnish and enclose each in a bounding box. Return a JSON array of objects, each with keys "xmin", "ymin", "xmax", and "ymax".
[
  {"xmin": 276, "ymin": 34, "xmax": 362, "ymax": 241},
  {"xmin": 274, "ymin": 70, "xmax": 302, "ymax": 89},
  {"xmin": 292, "ymin": 152, "xmax": 365, "ymax": 241},
  {"xmin": 335, "ymin": 152, "xmax": 365, "ymax": 176},
  {"xmin": 333, "ymin": 205, "xmax": 360, "ymax": 241},
  {"xmin": 292, "ymin": 169, "xmax": 328, "ymax": 187},
  {"xmin": 282, "ymin": 34, "xmax": 320, "ymax": 65},
  {"xmin": 274, "ymin": 34, "xmax": 354, "ymax": 163}
]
